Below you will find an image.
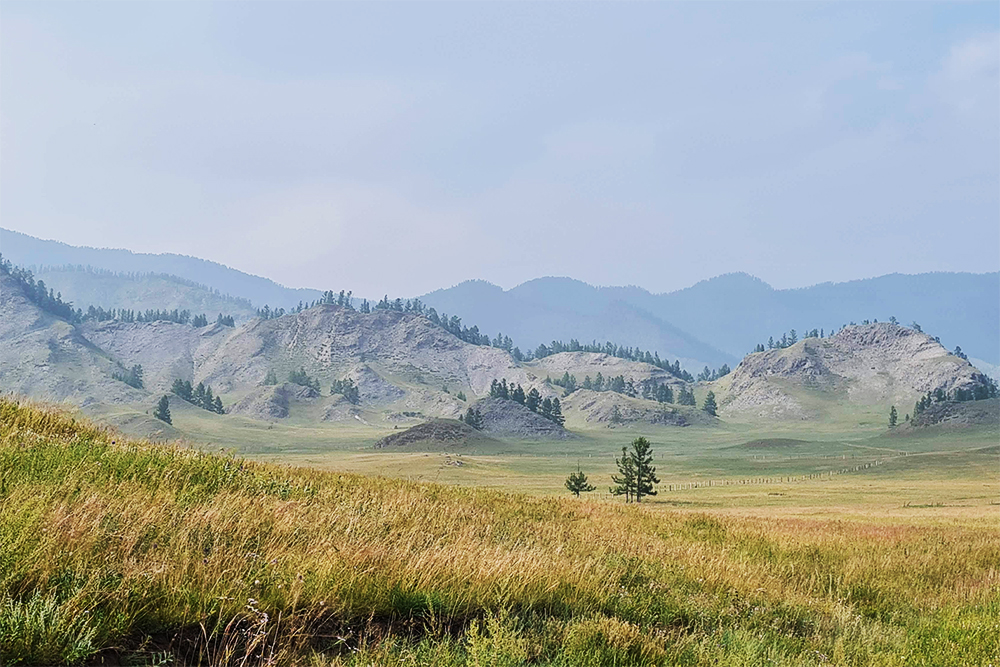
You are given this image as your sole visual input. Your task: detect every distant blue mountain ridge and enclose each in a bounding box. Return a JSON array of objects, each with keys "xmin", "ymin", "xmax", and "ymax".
[{"xmin": 3, "ymin": 228, "xmax": 996, "ymax": 367}]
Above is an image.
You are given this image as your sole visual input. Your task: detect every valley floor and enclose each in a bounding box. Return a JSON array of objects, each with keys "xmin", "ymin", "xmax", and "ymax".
[{"xmin": 1, "ymin": 398, "xmax": 998, "ymax": 666}]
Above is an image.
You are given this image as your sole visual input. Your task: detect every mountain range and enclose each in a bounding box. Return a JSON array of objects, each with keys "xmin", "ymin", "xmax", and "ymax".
[{"xmin": 3, "ymin": 228, "xmax": 997, "ymax": 369}]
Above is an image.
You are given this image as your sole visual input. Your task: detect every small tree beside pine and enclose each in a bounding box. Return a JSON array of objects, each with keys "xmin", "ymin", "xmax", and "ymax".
[{"xmin": 565, "ymin": 467, "xmax": 595, "ymax": 497}]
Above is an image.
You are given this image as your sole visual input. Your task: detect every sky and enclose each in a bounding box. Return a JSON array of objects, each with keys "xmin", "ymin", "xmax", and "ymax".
[{"xmin": 1, "ymin": 2, "xmax": 998, "ymax": 296}]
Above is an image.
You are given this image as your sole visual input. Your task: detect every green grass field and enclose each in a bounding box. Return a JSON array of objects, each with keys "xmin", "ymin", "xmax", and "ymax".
[{"xmin": 2, "ymin": 397, "xmax": 998, "ymax": 666}]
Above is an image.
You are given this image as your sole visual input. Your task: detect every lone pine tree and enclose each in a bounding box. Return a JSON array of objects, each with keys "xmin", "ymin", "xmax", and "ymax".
[
  {"xmin": 703, "ymin": 390, "xmax": 718, "ymax": 416},
  {"xmin": 565, "ymin": 467, "xmax": 596, "ymax": 497},
  {"xmin": 153, "ymin": 395, "xmax": 171, "ymax": 425}
]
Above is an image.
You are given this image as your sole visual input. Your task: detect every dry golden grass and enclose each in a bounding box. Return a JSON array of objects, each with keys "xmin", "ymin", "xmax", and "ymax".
[{"xmin": 1, "ymin": 397, "xmax": 998, "ymax": 666}]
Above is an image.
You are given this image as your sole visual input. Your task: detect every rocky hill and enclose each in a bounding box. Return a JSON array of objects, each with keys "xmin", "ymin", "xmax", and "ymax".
[
  {"xmin": 0, "ymin": 274, "xmax": 142, "ymax": 408},
  {"xmin": 35, "ymin": 266, "xmax": 258, "ymax": 322},
  {"xmin": 472, "ymin": 397, "xmax": 574, "ymax": 439},
  {"xmin": 560, "ymin": 389, "xmax": 715, "ymax": 427},
  {"xmin": 528, "ymin": 352, "xmax": 686, "ymax": 390},
  {"xmin": 4, "ymin": 268, "xmax": 994, "ymax": 440},
  {"xmin": 716, "ymin": 323, "xmax": 992, "ymax": 420},
  {"xmin": 374, "ymin": 418, "xmax": 503, "ymax": 450},
  {"xmin": 901, "ymin": 398, "xmax": 999, "ymax": 430}
]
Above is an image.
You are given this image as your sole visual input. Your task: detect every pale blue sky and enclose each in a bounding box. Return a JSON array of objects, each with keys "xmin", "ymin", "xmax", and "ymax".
[{"xmin": 2, "ymin": 2, "xmax": 997, "ymax": 295}]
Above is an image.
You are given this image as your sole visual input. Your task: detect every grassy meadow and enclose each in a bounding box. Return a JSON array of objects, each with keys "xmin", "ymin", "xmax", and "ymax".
[{"xmin": 2, "ymin": 397, "xmax": 999, "ymax": 666}]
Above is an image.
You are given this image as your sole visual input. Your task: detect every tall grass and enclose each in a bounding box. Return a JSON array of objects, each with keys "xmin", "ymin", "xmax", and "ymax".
[{"xmin": 1, "ymin": 397, "xmax": 998, "ymax": 666}]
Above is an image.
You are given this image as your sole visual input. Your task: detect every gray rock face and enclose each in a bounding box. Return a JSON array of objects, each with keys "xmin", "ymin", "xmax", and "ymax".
[
  {"xmin": 228, "ymin": 384, "xmax": 293, "ymax": 420},
  {"xmin": 81, "ymin": 319, "xmax": 233, "ymax": 393},
  {"xmin": 227, "ymin": 383, "xmax": 320, "ymax": 420},
  {"xmin": 719, "ymin": 323, "xmax": 991, "ymax": 420},
  {"xmin": 0, "ymin": 275, "xmax": 142, "ymax": 407},
  {"xmin": 344, "ymin": 364, "xmax": 406, "ymax": 404},
  {"xmin": 560, "ymin": 389, "xmax": 714, "ymax": 427},
  {"xmin": 472, "ymin": 397, "xmax": 574, "ymax": 439},
  {"xmin": 528, "ymin": 352, "xmax": 686, "ymax": 390},
  {"xmin": 374, "ymin": 418, "xmax": 500, "ymax": 449}
]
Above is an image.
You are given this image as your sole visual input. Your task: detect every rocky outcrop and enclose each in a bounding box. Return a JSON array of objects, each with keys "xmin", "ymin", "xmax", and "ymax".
[
  {"xmin": 374, "ymin": 418, "xmax": 501, "ymax": 449},
  {"xmin": 719, "ymin": 323, "xmax": 992, "ymax": 420},
  {"xmin": 0, "ymin": 275, "xmax": 143, "ymax": 407},
  {"xmin": 472, "ymin": 397, "xmax": 574, "ymax": 439},
  {"xmin": 902, "ymin": 398, "xmax": 999, "ymax": 429},
  {"xmin": 560, "ymin": 389, "xmax": 715, "ymax": 427},
  {"xmin": 227, "ymin": 382, "xmax": 318, "ymax": 420},
  {"xmin": 528, "ymin": 352, "xmax": 687, "ymax": 390}
]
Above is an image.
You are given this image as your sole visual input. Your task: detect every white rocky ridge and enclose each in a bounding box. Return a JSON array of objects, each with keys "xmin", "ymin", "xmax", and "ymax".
[{"xmin": 716, "ymin": 323, "xmax": 991, "ymax": 420}]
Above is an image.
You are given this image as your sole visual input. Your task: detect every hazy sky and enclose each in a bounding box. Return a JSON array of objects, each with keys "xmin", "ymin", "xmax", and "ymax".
[{"xmin": 2, "ymin": 2, "xmax": 997, "ymax": 296}]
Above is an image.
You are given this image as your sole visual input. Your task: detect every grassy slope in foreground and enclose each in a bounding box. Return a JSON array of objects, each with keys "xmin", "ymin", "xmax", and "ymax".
[{"xmin": 1, "ymin": 399, "xmax": 998, "ymax": 666}]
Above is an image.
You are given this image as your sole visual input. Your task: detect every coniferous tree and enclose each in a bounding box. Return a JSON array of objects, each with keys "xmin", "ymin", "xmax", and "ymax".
[
  {"xmin": 630, "ymin": 437, "xmax": 659, "ymax": 502},
  {"xmin": 153, "ymin": 395, "xmax": 172, "ymax": 424},
  {"xmin": 610, "ymin": 404, "xmax": 624, "ymax": 425},
  {"xmin": 263, "ymin": 369, "xmax": 278, "ymax": 386},
  {"xmin": 213, "ymin": 396, "xmax": 224, "ymax": 414},
  {"xmin": 677, "ymin": 387, "xmax": 696, "ymax": 406},
  {"xmin": 551, "ymin": 398, "xmax": 565, "ymax": 426},
  {"xmin": 610, "ymin": 446, "xmax": 635, "ymax": 502},
  {"xmin": 888, "ymin": 405, "xmax": 898, "ymax": 429},
  {"xmin": 194, "ymin": 382, "xmax": 206, "ymax": 407},
  {"xmin": 112, "ymin": 364, "xmax": 144, "ymax": 389},
  {"xmin": 525, "ymin": 388, "xmax": 541, "ymax": 413},
  {"xmin": 464, "ymin": 407, "xmax": 484, "ymax": 430},
  {"xmin": 565, "ymin": 467, "xmax": 595, "ymax": 497},
  {"xmin": 289, "ymin": 367, "xmax": 321, "ymax": 393},
  {"xmin": 331, "ymin": 378, "xmax": 360, "ymax": 404},
  {"xmin": 702, "ymin": 391, "xmax": 718, "ymax": 416}
]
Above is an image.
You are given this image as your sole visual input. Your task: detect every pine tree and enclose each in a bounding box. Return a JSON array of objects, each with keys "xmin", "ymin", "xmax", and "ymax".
[
  {"xmin": 214, "ymin": 396, "xmax": 224, "ymax": 414},
  {"xmin": 263, "ymin": 369, "xmax": 278, "ymax": 386},
  {"xmin": 610, "ymin": 446, "xmax": 636, "ymax": 502},
  {"xmin": 551, "ymin": 398, "xmax": 565, "ymax": 426},
  {"xmin": 171, "ymin": 378, "xmax": 189, "ymax": 398},
  {"xmin": 565, "ymin": 467, "xmax": 595, "ymax": 497},
  {"xmin": 194, "ymin": 383, "xmax": 206, "ymax": 406},
  {"xmin": 203, "ymin": 386, "xmax": 214, "ymax": 411},
  {"xmin": 153, "ymin": 395, "xmax": 172, "ymax": 424},
  {"xmin": 630, "ymin": 437, "xmax": 659, "ymax": 502},
  {"xmin": 888, "ymin": 405, "xmax": 898, "ymax": 429},
  {"xmin": 462, "ymin": 407, "xmax": 484, "ymax": 430},
  {"xmin": 525, "ymin": 388, "xmax": 541, "ymax": 413},
  {"xmin": 702, "ymin": 391, "xmax": 718, "ymax": 416}
]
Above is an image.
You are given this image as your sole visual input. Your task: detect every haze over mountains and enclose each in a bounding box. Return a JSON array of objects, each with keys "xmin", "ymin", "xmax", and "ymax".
[{"xmin": 3, "ymin": 228, "xmax": 998, "ymax": 369}]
